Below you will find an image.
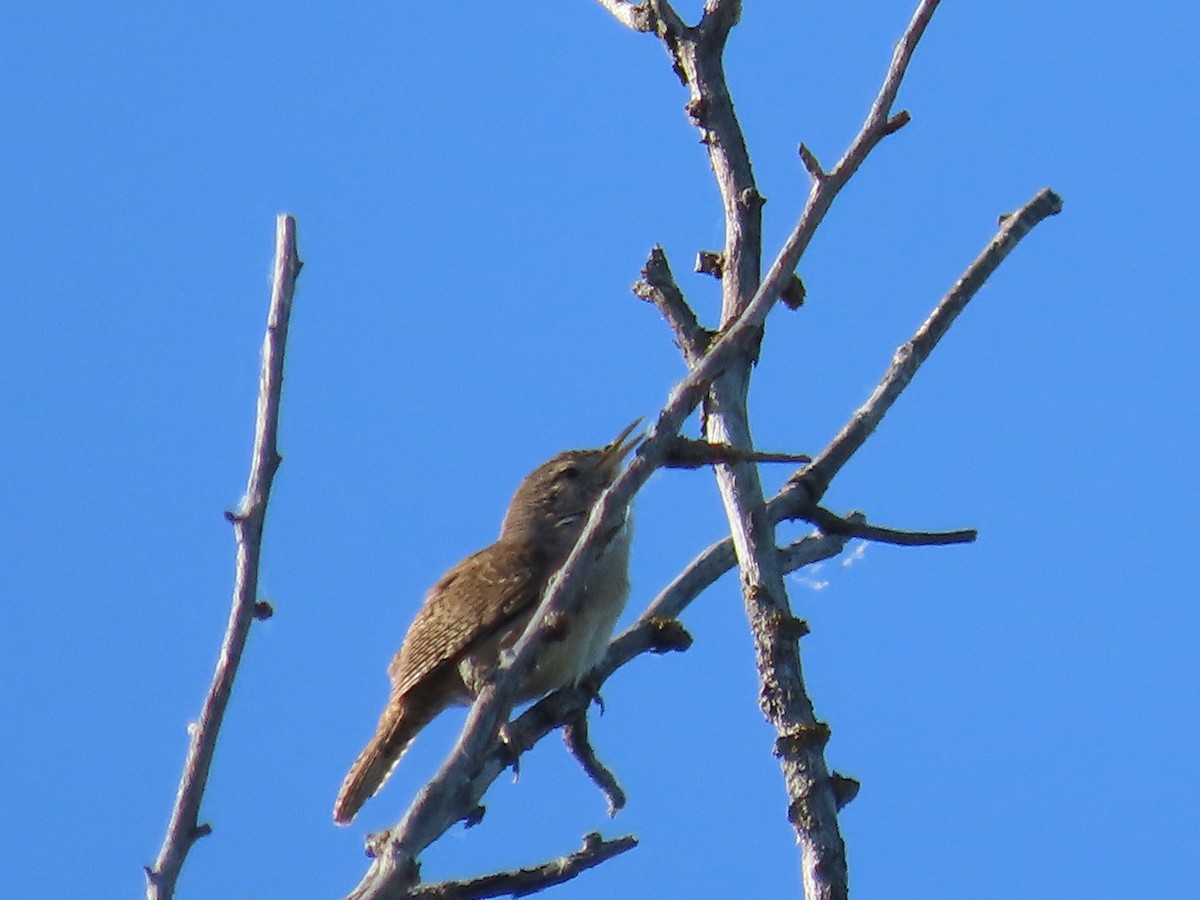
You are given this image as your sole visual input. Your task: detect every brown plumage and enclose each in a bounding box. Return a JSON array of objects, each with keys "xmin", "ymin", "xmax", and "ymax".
[{"xmin": 333, "ymin": 422, "xmax": 639, "ymax": 825}]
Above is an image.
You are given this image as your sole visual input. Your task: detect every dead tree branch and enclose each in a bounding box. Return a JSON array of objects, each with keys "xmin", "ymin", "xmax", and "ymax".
[
  {"xmin": 633, "ymin": 245, "xmax": 710, "ymax": 366},
  {"xmin": 407, "ymin": 833, "xmax": 638, "ymax": 900},
  {"xmin": 802, "ymin": 506, "xmax": 977, "ymax": 547},
  {"xmin": 604, "ymin": 3, "xmax": 945, "ymax": 897},
  {"xmin": 146, "ymin": 215, "xmax": 302, "ymax": 900},
  {"xmin": 563, "ymin": 711, "xmax": 627, "ymax": 817},
  {"xmin": 345, "ymin": 3, "xmax": 1060, "ymax": 897},
  {"xmin": 662, "ymin": 437, "xmax": 810, "ymax": 469},
  {"xmin": 793, "ymin": 187, "xmax": 1065, "ymax": 505}
]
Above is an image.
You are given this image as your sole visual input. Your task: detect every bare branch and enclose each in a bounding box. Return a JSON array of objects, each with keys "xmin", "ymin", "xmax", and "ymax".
[
  {"xmin": 488, "ymin": 528, "xmax": 842, "ymax": 785},
  {"xmin": 663, "ymin": 437, "xmax": 810, "ymax": 469},
  {"xmin": 796, "ymin": 188, "xmax": 1064, "ymax": 504},
  {"xmin": 633, "ymin": 245, "xmax": 711, "ymax": 366},
  {"xmin": 797, "ymin": 143, "xmax": 826, "ymax": 182},
  {"xmin": 408, "ymin": 832, "xmax": 638, "ymax": 900},
  {"xmin": 344, "ymin": 4, "xmax": 1059, "ymax": 897},
  {"xmin": 731, "ymin": 0, "xmax": 939, "ymax": 351},
  {"xmin": 563, "ymin": 712, "xmax": 627, "ymax": 817},
  {"xmin": 146, "ymin": 215, "xmax": 302, "ymax": 900},
  {"xmin": 803, "ymin": 506, "xmax": 977, "ymax": 547},
  {"xmin": 677, "ymin": 7, "xmax": 946, "ymax": 897},
  {"xmin": 489, "ymin": 528, "xmax": 844, "ymax": 773}
]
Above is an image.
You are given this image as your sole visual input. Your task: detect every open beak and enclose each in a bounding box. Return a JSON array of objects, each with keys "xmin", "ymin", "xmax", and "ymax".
[{"xmin": 598, "ymin": 418, "xmax": 643, "ymax": 473}]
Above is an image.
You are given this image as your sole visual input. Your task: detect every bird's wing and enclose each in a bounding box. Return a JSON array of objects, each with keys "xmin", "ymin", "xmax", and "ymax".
[{"xmin": 387, "ymin": 541, "xmax": 547, "ymax": 698}]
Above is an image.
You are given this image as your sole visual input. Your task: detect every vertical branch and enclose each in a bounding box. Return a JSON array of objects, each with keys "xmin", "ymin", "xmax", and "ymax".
[
  {"xmin": 654, "ymin": 3, "xmax": 850, "ymax": 894},
  {"xmin": 689, "ymin": 2, "xmax": 763, "ymax": 325},
  {"xmin": 604, "ymin": 2, "xmax": 942, "ymax": 898},
  {"xmin": 146, "ymin": 215, "xmax": 302, "ymax": 900}
]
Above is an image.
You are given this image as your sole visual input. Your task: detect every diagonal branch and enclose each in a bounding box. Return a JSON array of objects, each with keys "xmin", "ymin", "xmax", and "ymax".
[
  {"xmin": 407, "ymin": 832, "xmax": 638, "ymax": 900},
  {"xmin": 348, "ymin": 4, "xmax": 941, "ymax": 898},
  {"xmin": 346, "ymin": 4, "xmax": 1060, "ymax": 898},
  {"xmin": 633, "ymin": 245, "xmax": 711, "ymax": 366},
  {"xmin": 345, "ymin": 182, "xmax": 1061, "ymax": 899},
  {"xmin": 145, "ymin": 215, "xmax": 302, "ymax": 900},
  {"xmin": 795, "ymin": 188, "xmax": 1064, "ymax": 505},
  {"xmin": 432, "ymin": 527, "xmax": 850, "ymax": 828}
]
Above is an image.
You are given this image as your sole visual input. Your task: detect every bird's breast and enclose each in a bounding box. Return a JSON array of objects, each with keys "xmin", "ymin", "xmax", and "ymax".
[{"xmin": 520, "ymin": 511, "xmax": 633, "ymax": 696}]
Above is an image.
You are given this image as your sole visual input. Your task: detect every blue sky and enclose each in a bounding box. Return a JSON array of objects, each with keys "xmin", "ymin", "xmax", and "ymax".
[{"xmin": 2, "ymin": 2, "xmax": 1197, "ymax": 897}]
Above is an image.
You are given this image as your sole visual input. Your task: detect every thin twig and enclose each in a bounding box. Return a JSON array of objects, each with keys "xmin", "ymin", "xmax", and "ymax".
[
  {"xmin": 146, "ymin": 215, "xmax": 302, "ymax": 900},
  {"xmin": 662, "ymin": 437, "xmax": 811, "ymax": 469},
  {"xmin": 798, "ymin": 144, "xmax": 826, "ymax": 182},
  {"xmin": 445, "ymin": 527, "xmax": 846, "ymax": 827},
  {"xmin": 803, "ymin": 506, "xmax": 976, "ymax": 547},
  {"xmin": 407, "ymin": 833, "xmax": 638, "ymax": 900},
  {"xmin": 633, "ymin": 246, "xmax": 710, "ymax": 366},
  {"xmin": 563, "ymin": 712, "xmax": 627, "ymax": 816}
]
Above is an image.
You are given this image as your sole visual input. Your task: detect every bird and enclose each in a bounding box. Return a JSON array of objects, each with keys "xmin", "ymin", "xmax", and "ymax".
[{"xmin": 333, "ymin": 421, "xmax": 640, "ymax": 825}]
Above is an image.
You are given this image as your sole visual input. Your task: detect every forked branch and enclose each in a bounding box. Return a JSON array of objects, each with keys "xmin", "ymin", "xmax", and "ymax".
[{"xmin": 345, "ymin": 3, "xmax": 1061, "ymax": 897}]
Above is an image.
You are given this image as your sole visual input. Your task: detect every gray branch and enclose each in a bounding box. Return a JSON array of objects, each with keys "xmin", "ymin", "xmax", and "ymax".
[
  {"xmin": 633, "ymin": 245, "xmax": 710, "ymax": 367},
  {"xmin": 563, "ymin": 711, "xmax": 626, "ymax": 817},
  {"xmin": 145, "ymin": 215, "xmax": 302, "ymax": 900},
  {"xmin": 407, "ymin": 832, "xmax": 638, "ymax": 900},
  {"xmin": 344, "ymin": 2, "xmax": 1061, "ymax": 897},
  {"xmin": 621, "ymin": 3, "xmax": 945, "ymax": 898},
  {"xmin": 795, "ymin": 187, "xmax": 1064, "ymax": 505},
  {"xmin": 802, "ymin": 506, "xmax": 977, "ymax": 548},
  {"xmin": 662, "ymin": 437, "xmax": 810, "ymax": 469}
]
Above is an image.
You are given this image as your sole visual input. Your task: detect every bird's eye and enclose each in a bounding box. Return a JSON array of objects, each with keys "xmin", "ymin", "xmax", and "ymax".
[{"xmin": 560, "ymin": 465, "xmax": 580, "ymax": 480}]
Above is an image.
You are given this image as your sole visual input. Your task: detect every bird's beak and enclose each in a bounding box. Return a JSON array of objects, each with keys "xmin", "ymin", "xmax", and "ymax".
[{"xmin": 598, "ymin": 418, "xmax": 643, "ymax": 473}]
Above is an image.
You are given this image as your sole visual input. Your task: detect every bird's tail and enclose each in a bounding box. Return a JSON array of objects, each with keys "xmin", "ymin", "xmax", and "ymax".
[{"xmin": 333, "ymin": 691, "xmax": 441, "ymax": 825}]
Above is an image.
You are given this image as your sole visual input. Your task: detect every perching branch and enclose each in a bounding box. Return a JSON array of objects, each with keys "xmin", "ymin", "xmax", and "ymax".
[
  {"xmin": 349, "ymin": 3, "xmax": 934, "ymax": 896},
  {"xmin": 146, "ymin": 215, "xmax": 302, "ymax": 900},
  {"xmin": 381, "ymin": 527, "xmax": 841, "ymax": 845},
  {"xmin": 346, "ymin": 3, "xmax": 1060, "ymax": 897}
]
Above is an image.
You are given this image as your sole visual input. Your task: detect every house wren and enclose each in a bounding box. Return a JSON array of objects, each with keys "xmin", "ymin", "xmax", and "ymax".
[{"xmin": 333, "ymin": 421, "xmax": 640, "ymax": 825}]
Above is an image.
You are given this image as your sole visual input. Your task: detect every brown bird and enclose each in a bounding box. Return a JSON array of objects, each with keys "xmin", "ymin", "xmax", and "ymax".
[{"xmin": 333, "ymin": 421, "xmax": 640, "ymax": 825}]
